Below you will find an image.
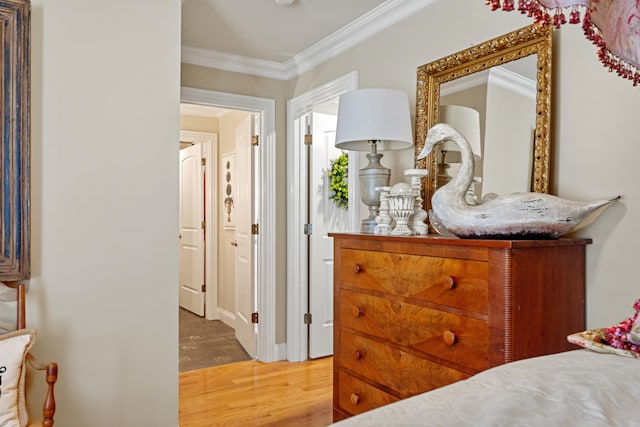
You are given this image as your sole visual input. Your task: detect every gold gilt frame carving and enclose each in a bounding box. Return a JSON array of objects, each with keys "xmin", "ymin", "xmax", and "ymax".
[{"xmin": 415, "ymin": 24, "xmax": 552, "ymax": 212}]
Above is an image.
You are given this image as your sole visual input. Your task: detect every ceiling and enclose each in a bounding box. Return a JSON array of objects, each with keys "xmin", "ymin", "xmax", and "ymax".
[
  {"xmin": 181, "ymin": 0, "xmax": 387, "ymax": 64},
  {"xmin": 180, "ymin": 0, "xmax": 434, "ymax": 118},
  {"xmin": 181, "ymin": 0, "xmax": 437, "ymax": 80}
]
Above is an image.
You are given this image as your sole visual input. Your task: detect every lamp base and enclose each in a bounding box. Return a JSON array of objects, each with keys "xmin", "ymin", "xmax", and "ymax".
[
  {"xmin": 436, "ymin": 161, "xmax": 454, "ymax": 188},
  {"xmin": 359, "ymin": 152, "xmax": 390, "ymax": 234},
  {"xmin": 360, "ymin": 218, "xmax": 377, "ymax": 234}
]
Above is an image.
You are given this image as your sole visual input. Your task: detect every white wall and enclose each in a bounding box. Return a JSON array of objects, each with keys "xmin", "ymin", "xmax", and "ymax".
[
  {"xmin": 28, "ymin": 1, "xmax": 180, "ymax": 425},
  {"xmin": 554, "ymin": 25, "xmax": 640, "ymax": 327}
]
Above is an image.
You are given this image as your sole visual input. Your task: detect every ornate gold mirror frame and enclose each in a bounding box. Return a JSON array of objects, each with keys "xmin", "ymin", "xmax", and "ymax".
[
  {"xmin": 415, "ymin": 24, "xmax": 552, "ymax": 212},
  {"xmin": 1, "ymin": 0, "xmax": 31, "ymax": 280}
]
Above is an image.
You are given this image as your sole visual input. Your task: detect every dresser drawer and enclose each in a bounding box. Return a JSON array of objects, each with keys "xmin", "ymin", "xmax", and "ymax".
[
  {"xmin": 340, "ymin": 329, "xmax": 470, "ymax": 396},
  {"xmin": 340, "ymin": 289, "xmax": 489, "ymax": 372},
  {"xmin": 338, "ymin": 370, "xmax": 399, "ymax": 416},
  {"xmin": 338, "ymin": 248, "xmax": 488, "ymax": 313}
]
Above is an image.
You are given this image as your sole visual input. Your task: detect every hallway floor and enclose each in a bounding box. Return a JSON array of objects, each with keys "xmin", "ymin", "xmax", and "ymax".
[{"xmin": 179, "ymin": 308, "xmax": 251, "ymax": 372}]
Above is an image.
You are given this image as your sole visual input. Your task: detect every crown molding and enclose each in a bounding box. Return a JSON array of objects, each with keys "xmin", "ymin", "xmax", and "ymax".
[
  {"xmin": 181, "ymin": 46, "xmax": 289, "ymax": 80},
  {"xmin": 282, "ymin": 0, "xmax": 439, "ymax": 79},
  {"xmin": 181, "ymin": 0, "xmax": 440, "ymax": 80},
  {"xmin": 440, "ymin": 66, "xmax": 535, "ymax": 100},
  {"xmin": 488, "ymin": 66, "xmax": 536, "ymax": 100}
]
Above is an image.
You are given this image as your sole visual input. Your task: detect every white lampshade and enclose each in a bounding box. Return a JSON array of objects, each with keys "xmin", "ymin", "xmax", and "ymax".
[
  {"xmin": 439, "ymin": 105, "xmax": 481, "ymax": 156},
  {"xmin": 335, "ymin": 88, "xmax": 413, "ymax": 151}
]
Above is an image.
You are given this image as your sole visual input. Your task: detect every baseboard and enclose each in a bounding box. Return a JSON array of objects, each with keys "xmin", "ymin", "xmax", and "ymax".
[
  {"xmin": 217, "ymin": 308, "xmax": 235, "ymax": 329},
  {"xmin": 215, "ymin": 309, "xmax": 287, "ymax": 362},
  {"xmin": 274, "ymin": 343, "xmax": 287, "ymax": 361}
]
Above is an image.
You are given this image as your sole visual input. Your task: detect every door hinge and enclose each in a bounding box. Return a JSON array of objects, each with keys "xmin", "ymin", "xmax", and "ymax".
[
  {"xmin": 201, "ymin": 158, "xmax": 206, "ymax": 166},
  {"xmin": 201, "ymin": 284, "xmax": 206, "ymax": 292},
  {"xmin": 251, "ymin": 135, "xmax": 259, "ymax": 146},
  {"xmin": 252, "ymin": 224, "xmax": 259, "ymax": 235},
  {"xmin": 304, "ymin": 134, "xmax": 312, "ymax": 145},
  {"xmin": 304, "ymin": 313, "xmax": 312, "ymax": 325},
  {"xmin": 251, "ymin": 312, "xmax": 259, "ymax": 324},
  {"xmin": 304, "ymin": 223, "xmax": 312, "ymax": 235},
  {"xmin": 201, "ymin": 221, "xmax": 206, "ymax": 229}
]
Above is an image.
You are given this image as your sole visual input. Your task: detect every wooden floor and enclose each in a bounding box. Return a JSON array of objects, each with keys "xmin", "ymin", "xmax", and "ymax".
[{"xmin": 179, "ymin": 356, "xmax": 333, "ymax": 426}]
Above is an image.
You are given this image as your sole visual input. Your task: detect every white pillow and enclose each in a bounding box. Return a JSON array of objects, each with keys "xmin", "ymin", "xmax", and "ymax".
[{"xmin": 0, "ymin": 329, "xmax": 35, "ymax": 427}]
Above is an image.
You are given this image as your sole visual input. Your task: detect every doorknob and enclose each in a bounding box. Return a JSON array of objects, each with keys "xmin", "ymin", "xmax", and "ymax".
[{"xmin": 231, "ymin": 241, "xmax": 238, "ymax": 247}]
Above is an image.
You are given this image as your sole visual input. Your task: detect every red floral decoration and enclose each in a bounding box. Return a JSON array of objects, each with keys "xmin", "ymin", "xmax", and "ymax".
[{"xmin": 487, "ymin": 0, "xmax": 640, "ymax": 87}]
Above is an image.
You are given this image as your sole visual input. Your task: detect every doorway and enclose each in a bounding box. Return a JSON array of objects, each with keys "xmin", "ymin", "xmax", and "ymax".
[
  {"xmin": 180, "ymin": 87, "xmax": 279, "ymax": 363},
  {"xmin": 286, "ymin": 72, "xmax": 359, "ymax": 362},
  {"xmin": 178, "ymin": 114, "xmax": 255, "ymax": 367}
]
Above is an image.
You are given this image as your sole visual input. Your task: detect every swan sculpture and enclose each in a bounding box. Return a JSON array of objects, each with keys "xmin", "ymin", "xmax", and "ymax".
[{"xmin": 417, "ymin": 123, "xmax": 620, "ymax": 239}]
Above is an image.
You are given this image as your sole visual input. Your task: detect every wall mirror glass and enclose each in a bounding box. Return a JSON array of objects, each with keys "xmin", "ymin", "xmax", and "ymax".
[
  {"xmin": 415, "ymin": 24, "xmax": 552, "ymax": 212},
  {"xmin": 1, "ymin": 0, "xmax": 31, "ymax": 280}
]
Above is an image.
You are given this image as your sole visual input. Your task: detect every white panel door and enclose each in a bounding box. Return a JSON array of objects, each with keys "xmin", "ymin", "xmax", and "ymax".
[
  {"xmin": 309, "ymin": 111, "xmax": 349, "ymax": 358},
  {"xmin": 179, "ymin": 143, "xmax": 205, "ymax": 316},
  {"xmin": 234, "ymin": 114, "xmax": 256, "ymax": 357}
]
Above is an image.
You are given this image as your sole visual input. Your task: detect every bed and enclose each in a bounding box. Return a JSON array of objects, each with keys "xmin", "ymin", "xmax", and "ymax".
[{"xmin": 331, "ymin": 348, "xmax": 640, "ymax": 426}]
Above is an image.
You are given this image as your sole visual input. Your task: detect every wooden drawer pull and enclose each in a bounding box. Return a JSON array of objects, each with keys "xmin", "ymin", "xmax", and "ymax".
[
  {"xmin": 352, "ymin": 263, "xmax": 362, "ymax": 274},
  {"xmin": 443, "ymin": 330, "xmax": 457, "ymax": 346},
  {"xmin": 353, "ymin": 350, "xmax": 363, "ymax": 361},
  {"xmin": 351, "ymin": 306, "xmax": 365, "ymax": 318},
  {"xmin": 446, "ymin": 276, "xmax": 456, "ymax": 289},
  {"xmin": 350, "ymin": 393, "xmax": 361, "ymax": 405}
]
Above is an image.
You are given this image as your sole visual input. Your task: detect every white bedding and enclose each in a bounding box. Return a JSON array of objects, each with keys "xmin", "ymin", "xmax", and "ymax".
[{"xmin": 332, "ymin": 350, "xmax": 640, "ymax": 427}]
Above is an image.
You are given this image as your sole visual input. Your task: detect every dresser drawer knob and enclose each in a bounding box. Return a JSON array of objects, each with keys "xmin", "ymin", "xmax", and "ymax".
[
  {"xmin": 352, "ymin": 306, "xmax": 365, "ymax": 318},
  {"xmin": 443, "ymin": 330, "xmax": 457, "ymax": 346},
  {"xmin": 446, "ymin": 276, "xmax": 456, "ymax": 289},
  {"xmin": 352, "ymin": 264, "xmax": 362, "ymax": 274},
  {"xmin": 350, "ymin": 393, "xmax": 361, "ymax": 405},
  {"xmin": 353, "ymin": 350, "xmax": 363, "ymax": 361}
]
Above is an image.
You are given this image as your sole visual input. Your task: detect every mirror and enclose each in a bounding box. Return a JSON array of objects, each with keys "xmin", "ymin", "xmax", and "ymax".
[
  {"xmin": 415, "ymin": 24, "xmax": 552, "ymax": 212},
  {"xmin": 1, "ymin": 0, "xmax": 31, "ymax": 280}
]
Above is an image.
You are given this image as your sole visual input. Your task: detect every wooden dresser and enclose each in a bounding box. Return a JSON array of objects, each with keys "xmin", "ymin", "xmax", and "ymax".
[{"xmin": 330, "ymin": 233, "xmax": 591, "ymax": 421}]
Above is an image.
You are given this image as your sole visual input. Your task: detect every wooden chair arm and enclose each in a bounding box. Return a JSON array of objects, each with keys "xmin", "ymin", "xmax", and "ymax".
[{"xmin": 26, "ymin": 353, "xmax": 57, "ymax": 427}]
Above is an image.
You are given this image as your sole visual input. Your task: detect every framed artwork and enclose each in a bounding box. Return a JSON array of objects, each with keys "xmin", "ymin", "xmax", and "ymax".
[
  {"xmin": 1, "ymin": 0, "xmax": 31, "ymax": 280},
  {"xmin": 221, "ymin": 152, "xmax": 236, "ymax": 230}
]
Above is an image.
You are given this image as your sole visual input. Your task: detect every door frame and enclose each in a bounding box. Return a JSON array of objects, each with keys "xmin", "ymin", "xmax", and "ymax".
[
  {"xmin": 179, "ymin": 130, "xmax": 217, "ymax": 320},
  {"xmin": 181, "ymin": 87, "xmax": 279, "ymax": 362},
  {"xmin": 286, "ymin": 71, "xmax": 359, "ymax": 362}
]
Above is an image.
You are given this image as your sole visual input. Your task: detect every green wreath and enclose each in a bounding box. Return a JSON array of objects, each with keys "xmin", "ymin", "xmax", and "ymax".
[{"xmin": 328, "ymin": 152, "xmax": 348, "ymax": 209}]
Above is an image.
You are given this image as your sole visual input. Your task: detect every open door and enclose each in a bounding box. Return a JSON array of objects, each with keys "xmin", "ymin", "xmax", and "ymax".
[
  {"xmin": 234, "ymin": 113, "xmax": 257, "ymax": 357},
  {"xmin": 308, "ymin": 111, "xmax": 350, "ymax": 358},
  {"xmin": 179, "ymin": 143, "xmax": 205, "ymax": 316}
]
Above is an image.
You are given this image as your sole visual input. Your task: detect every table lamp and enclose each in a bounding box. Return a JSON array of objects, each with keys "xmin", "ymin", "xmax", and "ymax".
[{"xmin": 335, "ymin": 88, "xmax": 413, "ymax": 233}]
